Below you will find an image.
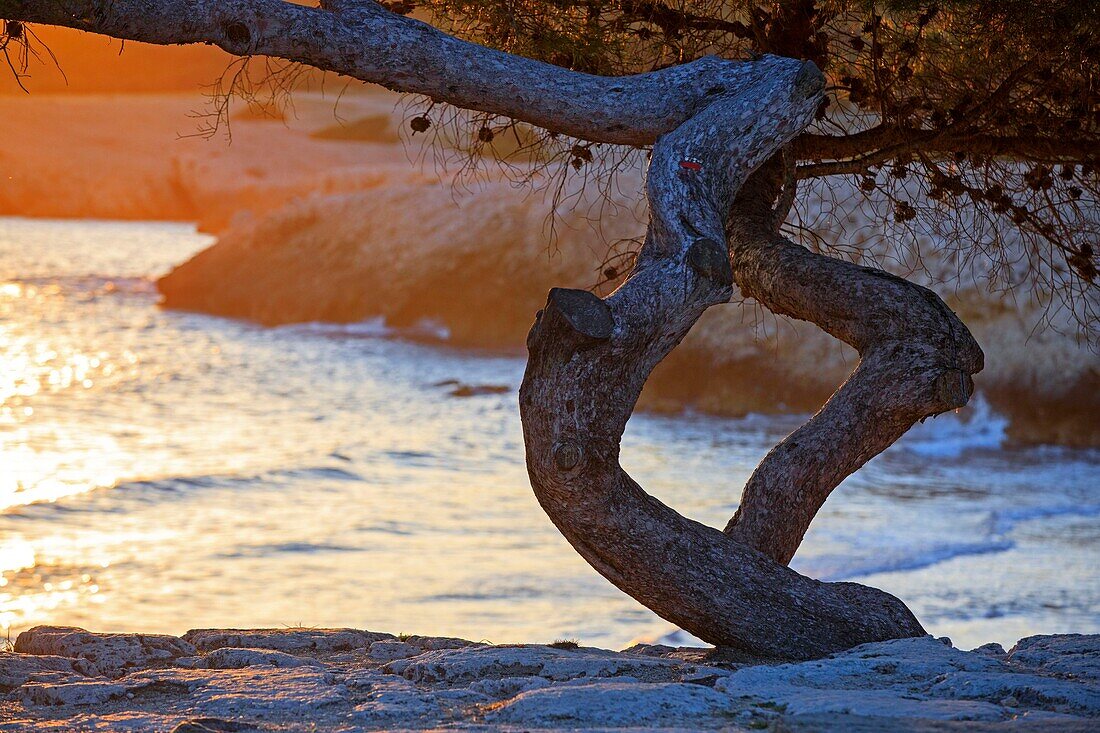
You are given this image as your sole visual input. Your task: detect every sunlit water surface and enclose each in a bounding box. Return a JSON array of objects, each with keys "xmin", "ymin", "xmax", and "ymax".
[{"xmin": 1, "ymin": 217, "xmax": 1097, "ymax": 650}]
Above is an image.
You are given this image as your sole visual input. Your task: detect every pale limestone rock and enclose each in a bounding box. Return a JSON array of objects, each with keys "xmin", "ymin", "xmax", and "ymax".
[
  {"xmin": 128, "ymin": 667, "xmax": 347, "ymax": 718},
  {"xmin": 1009, "ymin": 635, "xmax": 1100, "ymax": 680},
  {"xmin": 1, "ymin": 630, "xmax": 1095, "ymax": 731},
  {"xmin": 19, "ymin": 679, "xmax": 130, "ymax": 706},
  {"xmin": 487, "ymin": 681, "xmax": 734, "ymax": 727},
  {"xmin": 366, "ymin": 640, "xmax": 421, "ymax": 662},
  {"xmin": 398, "ymin": 634, "xmax": 484, "ymax": 651},
  {"xmin": 385, "ymin": 643, "xmax": 700, "ymax": 684},
  {"xmin": 182, "ymin": 628, "xmax": 391, "ymax": 655},
  {"xmin": 0, "ymin": 653, "xmax": 80, "ymax": 689},
  {"xmin": 715, "ymin": 635, "xmax": 1100, "ymax": 721},
  {"xmin": 13, "ymin": 626, "xmax": 195, "ymax": 677},
  {"xmin": 0, "ymin": 711, "xmax": 179, "ymax": 733},
  {"xmin": 928, "ymin": 670, "xmax": 1100, "ymax": 715},
  {"xmin": 169, "ymin": 719, "xmax": 257, "ymax": 733},
  {"xmin": 343, "ymin": 671, "xmax": 488, "ymax": 725},
  {"xmin": 971, "ymin": 642, "xmax": 1008, "ymax": 658},
  {"xmin": 468, "ymin": 674, "xmax": 553, "ymax": 699},
  {"xmin": 189, "ymin": 647, "xmax": 323, "ymax": 670}
]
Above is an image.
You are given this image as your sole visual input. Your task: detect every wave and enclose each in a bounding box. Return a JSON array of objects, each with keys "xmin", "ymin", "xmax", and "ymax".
[
  {"xmin": 4, "ymin": 274, "xmax": 158, "ymax": 298},
  {"xmin": 795, "ymin": 539, "xmax": 1015, "ymax": 582},
  {"xmin": 892, "ymin": 395, "xmax": 1009, "ymax": 457},
  {"xmin": 796, "ymin": 500, "xmax": 1100, "ymax": 583},
  {"xmin": 1, "ymin": 462, "xmax": 368, "ymax": 517},
  {"xmin": 214, "ymin": 541, "xmax": 362, "ymax": 559},
  {"xmin": 277, "ymin": 316, "xmax": 451, "ymax": 342},
  {"xmin": 987, "ymin": 503, "xmax": 1100, "ymax": 537}
]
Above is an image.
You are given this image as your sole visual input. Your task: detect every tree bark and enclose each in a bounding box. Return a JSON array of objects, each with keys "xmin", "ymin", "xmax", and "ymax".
[
  {"xmin": 721, "ymin": 160, "xmax": 984, "ymax": 565},
  {"xmin": 4, "ymin": 0, "xmax": 984, "ymax": 658},
  {"xmin": 520, "ymin": 59, "xmax": 934, "ymax": 658},
  {"xmin": 0, "ymin": 0, "xmax": 792, "ymax": 146}
]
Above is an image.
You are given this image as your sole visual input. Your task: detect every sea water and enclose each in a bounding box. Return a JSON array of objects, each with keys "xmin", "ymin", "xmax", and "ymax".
[{"xmin": 1, "ymin": 217, "xmax": 1097, "ymax": 650}]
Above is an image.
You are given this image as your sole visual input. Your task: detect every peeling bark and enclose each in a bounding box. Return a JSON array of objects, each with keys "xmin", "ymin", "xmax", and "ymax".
[{"xmin": 4, "ymin": 0, "xmax": 986, "ymax": 657}]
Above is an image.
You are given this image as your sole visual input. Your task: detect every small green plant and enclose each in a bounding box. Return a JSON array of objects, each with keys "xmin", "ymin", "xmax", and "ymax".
[{"xmin": 548, "ymin": 638, "xmax": 579, "ymax": 650}]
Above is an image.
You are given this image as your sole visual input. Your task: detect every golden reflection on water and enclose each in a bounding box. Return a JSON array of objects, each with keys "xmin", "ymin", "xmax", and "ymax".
[
  {"xmin": 0, "ymin": 281, "xmax": 147, "ymax": 510},
  {"xmin": 0, "ymin": 275, "xmax": 140, "ymax": 632},
  {"xmin": 0, "ymin": 533, "xmax": 115, "ymax": 635}
]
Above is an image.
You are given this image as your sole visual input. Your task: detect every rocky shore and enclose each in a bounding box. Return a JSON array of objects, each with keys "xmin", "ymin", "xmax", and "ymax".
[{"xmin": 1, "ymin": 626, "xmax": 1097, "ymax": 731}]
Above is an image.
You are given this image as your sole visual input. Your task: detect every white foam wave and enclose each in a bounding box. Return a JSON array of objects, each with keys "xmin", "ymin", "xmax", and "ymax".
[
  {"xmin": 987, "ymin": 503, "xmax": 1100, "ymax": 536},
  {"xmin": 796, "ymin": 539, "xmax": 1015, "ymax": 582},
  {"xmin": 893, "ymin": 394, "xmax": 1008, "ymax": 458},
  {"xmin": 279, "ymin": 316, "xmax": 451, "ymax": 341}
]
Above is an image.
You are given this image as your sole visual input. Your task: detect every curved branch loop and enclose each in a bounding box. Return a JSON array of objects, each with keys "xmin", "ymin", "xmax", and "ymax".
[
  {"xmin": 519, "ymin": 57, "xmax": 927, "ymax": 659},
  {"xmin": 723, "ymin": 201, "xmax": 984, "ymax": 564}
]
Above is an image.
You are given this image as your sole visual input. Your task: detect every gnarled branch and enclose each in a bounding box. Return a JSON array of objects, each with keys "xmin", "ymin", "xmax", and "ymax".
[
  {"xmin": 520, "ymin": 58, "xmax": 927, "ymax": 659},
  {"xmin": 1, "ymin": 0, "xmax": 787, "ymax": 146},
  {"xmin": 722, "ymin": 159, "xmax": 984, "ymax": 564}
]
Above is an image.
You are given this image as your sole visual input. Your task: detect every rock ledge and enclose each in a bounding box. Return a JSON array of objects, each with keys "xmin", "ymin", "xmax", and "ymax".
[{"xmin": 1, "ymin": 627, "xmax": 1097, "ymax": 731}]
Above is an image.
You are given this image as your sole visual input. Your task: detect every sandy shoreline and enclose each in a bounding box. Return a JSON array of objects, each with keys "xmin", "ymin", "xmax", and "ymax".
[{"xmin": 1, "ymin": 626, "xmax": 1097, "ymax": 731}]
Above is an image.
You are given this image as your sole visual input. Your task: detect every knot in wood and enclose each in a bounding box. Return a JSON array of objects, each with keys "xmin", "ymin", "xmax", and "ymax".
[
  {"xmin": 223, "ymin": 21, "xmax": 252, "ymax": 49},
  {"xmin": 792, "ymin": 60, "xmax": 825, "ymax": 101},
  {"xmin": 687, "ymin": 237, "xmax": 732, "ymax": 286},
  {"xmin": 933, "ymin": 368, "xmax": 972, "ymax": 408},
  {"xmin": 552, "ymin": 439, "xmax": 583, "ymax": 472},
  {"xmin": 549, "ymin": 288, "xmax": 614, "ymax": 340}
]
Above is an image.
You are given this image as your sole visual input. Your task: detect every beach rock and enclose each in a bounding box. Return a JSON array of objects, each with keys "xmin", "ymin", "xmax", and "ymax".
[
  {"xmin": 397, "ymin": 634, "xmax": 484, "ymax": 651},
  {"xmin": 447, "ymin": 383, "xmax": 510, "ymax": 397},
  {"xmin": 771, "ymin": 711, "xmax": 1097, "ymax": 731},
  {"xmin": 349, "ymin": 677, "xmax": 448, "ymax": 725},
  {"xmin": 366, "ymin": 640, "xmax": 421, "ymax": 662},
  {"xmin": 0, "ymin": 653, "xmax": 80, "ymax": 690},
  {"xmin": 182, "ymin": 628, "xmax": 391, "ymax": 655},
  {"xmin": 169, "ymin": 720, "xmax": 261, "ymax": 733},
  {"xmin": 0, "ymin": 711, "xmax": 177, "ymax": 733},
  {"xmin": 1009, "ymin": 635, "xmax": 1100, "ymax": 680},
  {"xmin": 716, "ymin": 635, "xmax": 1100, "ymax": 720},
  {"xmin": 134, "ymin": 667, "xmax": 348, "ymax": 719},
  {"xmin": 487, "ymin": 680, "xmax": 734, "ymax": 727},
  {"xmin": 928, "ymin": 669, "xmax": 1100, "ymax": 715},
  {"xmin": 972, "ymin": 642, "xmax": 1009, "ymax": 658},
  {"xmin": 1, "ymin": 630, "xmax": 1096, "ymax": 731},
  {"xmin": 13, "ymin": 626, "xmax": 195, "ymax": 677},
  {"xmin": 468, "ymin": 674, "xmax": 553, "ymax": 699},
  {"xmin": 384, "ymin": 643, "xmax": 707, "ymax": 684},
  {"xmin": 186, "ymin": 647, "xmax": 323, "ymax": 670},
  {"xmin": 154, "ymin": 173, "xmax": 1100, "ymax": 447},
  {"xmin": 19, "ymin": 679, "xmax": 131, "ymax": 706}
]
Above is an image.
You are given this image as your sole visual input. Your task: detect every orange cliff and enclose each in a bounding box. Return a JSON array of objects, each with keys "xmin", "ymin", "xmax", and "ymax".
[{"xmin": 0, "ymin": 24, "xmax": 408, "ymax": 227}]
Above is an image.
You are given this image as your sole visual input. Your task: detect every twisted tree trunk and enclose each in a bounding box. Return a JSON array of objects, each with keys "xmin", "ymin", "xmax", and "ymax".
[
  {"xmin": 518, "ymin": 60, "xmax": 968, "ymax": 659},
  {"xmin": 4, "ymin": 0, "xmax": 984, "ymax": 659}
]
